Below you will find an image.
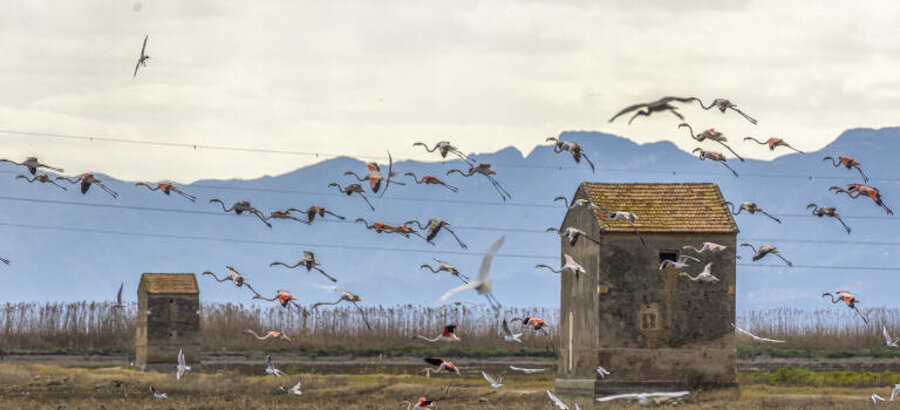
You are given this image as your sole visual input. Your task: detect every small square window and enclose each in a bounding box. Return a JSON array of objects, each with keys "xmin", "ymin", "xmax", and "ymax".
[{"xmin": 659, "ymin": 251, "xmax": 678, "ymax": 264}]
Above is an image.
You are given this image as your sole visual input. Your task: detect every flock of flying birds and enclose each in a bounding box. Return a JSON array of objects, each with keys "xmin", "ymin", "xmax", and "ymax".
[{"xmin": 1, "ymin": 36, "xmax": 895, "ymax": 406}]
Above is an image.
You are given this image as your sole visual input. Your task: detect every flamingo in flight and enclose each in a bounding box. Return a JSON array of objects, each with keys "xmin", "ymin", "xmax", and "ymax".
[
  {"xmin": 678, "ymin": 123, "xmax": 745, "ymax": 161},
  {"xmin": 412, "ymin": 141, "xmax": 473, "ymax": 164},
  {"xmin": 807, "ymin": 203, "xmax": 851, "ymax": 234},
  {"xmin": 296, "ymin": 205, "xmax": 344, "ymax": 223},
  {"xmin": 391, "ymin": 224, "xmax": 430, "ymax": 240},
  {"xmin": 405, "ymin": 172, "xmax": 458, "ymax": 192},
  {"xmin": 596, "ymin": 208, "xmax": 646, "ymax": 245},
  {"xmin": 405, "ymin": 217, "xmax": 467, "ymax": 248},
  {"xmin": 355, "ymin": 218, "xmax": 396, "ymax": 233},
  {"xmin": 509, "ymin": 366, "xmax": 545, "ymax": 374},
  {"xmin": 659, "ymin": 255, "xmax": 700, "ymax": 271},
  {"xmin": 679, "ymin": 263, "xmax": 719, "ymax": 282},
  {"xmin": 724, "ymin": 201, "xmax": 781, "ymax": 223},
  {"xmin": 822, "ymin": 290, "xmax": 869, "ymax": 324},
  {"xmin": 0, "ymin": 156, "xmax": 63, "ymax": 175},
  {"xmin": 328, "ymin": 182, "xmax": 375, "ymax": 211},
  {"xmin": 830, "ymin": 184, "xmax": 893, "ymax": 215},
  {"xmin": 135, "ymin": 182, "xmax": 195, "ymax": 202},
  {"xmin": 553, "ymin": 197, "xmax": 604, "ymax": 212},
  {"xmin": 682, "ymin": 242, "xmax": 727, "ymax": 254},
  {"xmin": 512, "ymin": 315, "xmax": 554, "ymax": 349},
  {"xmin": 16, "ymin": 174, "xmax": 67, "ymax": 190},
  {"xmin": 741, "ymin": 243, "xmax": 792, "ymax": 267},
  {"xmin": 546, "ymin": 138, "xmax": 595, "ymax": 172},
  {"xmin": 536, "ymin": 254, "xmax": 587, "ymax": 278},
  {"xmin": 202, "ymin": 266, "xmax": 261, "ymax": 297},
  {"xmin": 698, "ymin": 98, "xmax": 758, "ymax": 124},
  {"xmin": 502, "ymin": 319, "xmax": 523, "ymax": 343},
  {"xmin": 56, "ymin": 173, "xmax": 118, "ymax": 198},
  {"xmin": 243, "ymin": 329, "xmax": 293, "ymax": 345},
  {"xmin": 596, "ymin": 391, "xmax": 690, "ymax": 405},
  {"xmin": 744, "ymin": 137, "xmax": 804, "ymax": 154},
  {"xmin": 422, "ymin": 357, "xmax": 460, "ymax": 377},
  {"xmin": 0, "ymin": 255, "xmax": 8, "ymax": 265},
  {"xmin": 343, "ymin": 152, "xmax": 402, "ymax": 196},
  {"xmin": 416, "ymin": 325, "xmax": 461, "ymax": 343},
  {"xmin": 692, "ymin": 148, "xmax": 739, "ymax": 177},
  {"xmin": 269, "ymin": 250, "xmax": 338, "ymax": 283},
  {"xmin": 311, "ymin": 285, "xmax": 372, "ymax": 330},
  {"xmin": 254, "ymin": 289, "xmax": 300, "ymax": 309},
  {"xmin": 420, "ymin": 259, "xmax": 469, "ymax": 283},
  {"xmin": 547, "ymin": 226, "xmax": 601, "ymax": 247},
  {"xmin": 108, "ymin": 283, "xmax": 126, "ymax": 308},
  {"xmin": 446, "ymin": 163, "xmax": 510, "ymax": 201},
  {"xmin": 608, "ymin": 96, "xmax": 702, "ymax": 124},
  {"xmin": 133, "ymin": 34, "xmax": 150, "ymax": 78},
  {"xmin": 438, "ymin": 236, "xmax": 505, "ymax": 311},
  {"xmin": 824, "ymin": 156, "xmax": 869, "ymax": 182},
  {"xmin": 209, "ymin": 199, "xmax": 271, "ymax": 227},
  {"xmin": 266, "ymin": 209, "xmax": 308, "ymax": 223},
  {"xmin": 400, "ymin": 397, "xmax": 434, "ymax": 409},
  {"xmin": 732, "ymin": 324, "xmax": 786, "ymax": 344}
]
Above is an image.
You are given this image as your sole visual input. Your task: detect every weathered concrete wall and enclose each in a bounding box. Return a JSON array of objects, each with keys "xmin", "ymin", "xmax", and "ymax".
[{"xmin": 136, "ymin": 289, "xmax": 200, "ymax": 365}]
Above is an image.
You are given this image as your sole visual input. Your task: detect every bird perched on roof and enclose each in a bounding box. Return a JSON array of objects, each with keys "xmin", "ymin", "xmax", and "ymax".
[
  {"xmin": 744, "ymin": 137, "xmax": 804, "ymax": 154},
  {"xmin": 546, "ymin": 138, "xmax": 595, "ymax": 172},
  {"xmin": 807, "ymin": 204, "xmax": 851, "ymax": 234},
  {"xmin": 724, "ymin": 201, "xmax": 781, "ymax": 223},
  {"xmin": 822, "ymin": 290, "xmax": 869, "ymax": 324},
  {"xmin": 609, "ymin": 96, "xmax": 702, "ymax": 124},
  {"xmin": 536, "ymin": 254, "xmax": 587, "ymax": 278},
  {"xmin": 692, "ymin": 148, "xmax": 739, "ymax": 177},
  {"xmin": 56, "ymin": 173, "xmax": 118, "ymax": 198},
  {"xmin": 269, "ymin": 250, "xmax": 338, "ymax": 283},
  {"xmin": 823, "ymin": 156, "xmax": 869, "ymax": 182},
  {"xmin": 208, "ymin": 199, "xmax": 271, "ymax": 227},
  {"xmin": 830, "ymin": 184, "xmax": 893, "ymax": 215},
  {"xmin": 741, "ymin": 243, "xmax": 793, "ymax": 267},
  {"xmin": 135, "ymin": 182, "xmax": 195, "ymax": 202},
  {"xmin": 416, "ymin": 325, "xmax": 461, "ymax": 343},
  {"xmin": 133, "ymin": 34, "xmax": 150, "ymax": 78},
  {"xmin": 0, "ymin": 156, "xmax": 63, "ymax": 175}
]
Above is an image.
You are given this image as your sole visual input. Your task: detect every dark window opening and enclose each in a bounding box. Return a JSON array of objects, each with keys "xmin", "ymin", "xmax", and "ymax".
[
  {"xmin": 169, "ymin": 299, "xmax": 175, "ymax": 304},
  {"xmin": 659, "ymin": 250, "xmax": 679, "ymax": 264}
]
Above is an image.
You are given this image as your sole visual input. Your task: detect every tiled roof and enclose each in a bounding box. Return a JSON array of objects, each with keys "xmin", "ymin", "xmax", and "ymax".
[
  {"xmin": 141, "ymin": 273, "xmax": 199, "ymax": 294},
  {"xmin": 580, "ymin": 183, "xmax": 738, "ymax": 233}
]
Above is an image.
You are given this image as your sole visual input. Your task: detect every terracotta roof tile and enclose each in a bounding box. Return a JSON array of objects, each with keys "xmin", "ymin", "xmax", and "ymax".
[
  {"xmin": 141, "ymin": 273, "xmax": 199, "ymax": 294},
  {"xmin": 581, "ymin": 182, "xmax": 738, "ymax": 233}
]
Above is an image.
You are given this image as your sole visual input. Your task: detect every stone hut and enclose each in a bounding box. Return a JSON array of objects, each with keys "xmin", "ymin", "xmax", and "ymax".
[
  {"xmin": 554, "ymin": 183, "xmax": 738, "ymax": 395},
  {"xmin": 135, "ymin": 273, "xmax": 200, "ymax": 367}
]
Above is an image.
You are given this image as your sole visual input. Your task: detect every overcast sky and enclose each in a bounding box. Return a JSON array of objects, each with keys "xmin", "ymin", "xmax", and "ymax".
[{"xmin": 0, "ymin": 0, "xmax": 898, "ymax": 183}]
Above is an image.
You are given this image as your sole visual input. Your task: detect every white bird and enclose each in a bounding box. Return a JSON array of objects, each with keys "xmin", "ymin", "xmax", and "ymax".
[
  {"xmin": 871, "ymin": 393, "xmax": 885, "ymax": 403},
  {"xmin": 547, "ymin": 389, "xmax": 570, "ymax": 410},
  {"xmin": 596, "ymin": 366, "xmax": 610, "ymax": 378},
  {"xmin": 150, "ymin": 386, "xmax": 167, "ymax": 399},
  {"xmin": 279, "ymin": 379, "xmax": 302, "ymax": 396},
  {"xmin": 682, "ymin": 242, "xmax": 727, "ymax": 254},
  {"xmin": 536, "ymin": 254, "xmax": 587, "ymax": 278},
  {"xmin": 438, "ymin": 236, "xmax": 504, "ymax": 311},
  {"xmin": 108, "ymin": 283, "xmax": 126, "ymax": 308},
  {"xmin": 884, "ymin": 326, "xmax": 900, "ymax": 347},
  {"xmin": 175, "ymin": 348, "xmax": 190, "ymax": 380},
  {"xmin": 547, "ymin": 227, "xmax": 602, "ymax": 247},
  {"xmin": 502, "ymin": 319, "xmax": 522, "ymax": 343},
  {"xmin": 732, "ymin": 324, "xmax": 785, "ymax": 344},
  {"xmin": 659, "ymin": 255, "xmax": 700, "ymax": 271},
  {"xmin": 481, "ymin": 371, "xmax": 505, "ymax": 389},
  {"xmin": 266, "ymin": 354, "xmax": 286, "ymax": 377},
  {"xmin": 679, "ymin": 263, "xmax": 719, "ymax": 282},
  {"xmin": 892, "ymin": 384, "xmax": 900, "ymax": 401},
  {"xmin": 596, "ymin": 391, "xmax": 690, "ymax": 405},
  {"xmin": 510, "ymin": 365, "xmax": 545, "ymax": 374},
  {"xmin": 554, "ymin": 197, "xmax": 604, "ymax": 212}
]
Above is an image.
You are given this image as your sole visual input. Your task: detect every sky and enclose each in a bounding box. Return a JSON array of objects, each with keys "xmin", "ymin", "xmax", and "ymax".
[{"xmin": 0, "ymin": 1, "xmax": 898, "ymax": 183}]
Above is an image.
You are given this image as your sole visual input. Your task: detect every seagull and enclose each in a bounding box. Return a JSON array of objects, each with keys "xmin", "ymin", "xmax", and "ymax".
[
  {"xmin": 269, "ymin": 251, "xmax": 338, "ymax": 283},
  {"xmin": 536, "ymin": 254, "xmax": 587, "ymax": 278},
  {"xmin": 501, "ymin": 319, "xmax": 522, "ymax": 343},
  {"xmin": 108, "ymin": 283, "xmax": 126, "ymax": 309},
  {"xmin": 596, "ymin": 366, "xmax": 610, "ymax": 378},
  {"xmin": 133, "ymin": 34, "xmax": 150, "ymax": 78},
  {"xmin": 608, "ymin": 96, "xmax": 702, "ymax": 124},
  {"xmin": 202, "ymin": 267, "xmax": 261, "ymax": 297},
  {"xmin": 175, "ymin": 348, "xmax": 190, "ymax": 380},
  {"xmin": 438, "ymin": 236, "xmax": 504, "ymax": 311},
  {"xmin": 15, "ymin": 174, "xmax": 68, "ymax": 190},
  {"xmin": 481, "ymin": 371, "xmax": 505, "ymax": 389},
  {"xmin": 679, "ymin": 263, "xmax": 719, "ymax": 282},
  {"xmin": 311, "ymin": 285, "xmax": 372, "ymax": 330},
  {"xmin": 740, "ymin": 243, "xmax": 793, "ymax": 267},
  {"xmin": 732, "ymin": 324, "xmax": 785, "ymax": 344},
  {"xmin": 547, "ymin": 389, "xmax": 571, "ymax": 410},
  {"xmin": 509, "ymin": 366, "xmax": 544, "ymax": 374},
  {"xmin": 420, "ymin": 259, "xmax": 469, "ymax": 283},
  {"xmin": 149, "ymin": 386, "xmax": 167, "ymax": 399},
  {"xmin": 416, "ymin": 325, "xmax": 461, "ymax": 343},
  {"xmin": 870, "ymin": 394, "xmax": 885, "ymax": 403},
  {"xmin": 422, "ymin": 357, "xmax": 459, "ymax": 377},
  {"xmin": 884, "ymin": 326, "xmax": 899, "ymax": 347},
  {"xmin": 279, "ymin": 379, "xmax": 302, "ymax": 396},
  {"xmin": 547, "ymin": 227, "xmax": 602, "ymax": 247},
  {"xmin": 244, "ymin": 329, "xmax": 293, "ymax": 345},
  {"xmin": 266, "ymin": 354, "xmax": 287, "ymax": 377},
  {"xmin": 0, "ymin": 156, "xmax": 63, "ymax": 175},
  {"xmin": 892, "ymin": 384, "xmax": 900, "ymax": 401},
  {"xmin": 682, "ymin": 242, "xmax": 727, "ymax": 254},
  {"xmin": 596, "ymin": 391, "xmax": 690, "ymax": 405},
  {"xmin": 659, "ymin": 255, "xmax": 700, "ymax": 271}
]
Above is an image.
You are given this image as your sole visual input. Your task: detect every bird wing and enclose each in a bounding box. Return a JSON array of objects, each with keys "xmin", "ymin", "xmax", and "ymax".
[
  {"xmin": 892, "ymin": 385, "xmax": 900, "ymax": 401},
  {"xmin": 116, "ymin": 283, "xmax": 123, "ymax": 304},
  {"xmin": 758, "ymin": 336, "xmax": 786, "ymax": 344},
  {"xmin": 481, "ymin": 371, "xmax": 495, "ymax": 385},
  {"xmin": 141, "ymin": 34, "xmax": 148, "ymax": 56},
  {"xmin": 546, "ymin": 390, "xmax": 570, "ymax": 409},
  {"xmin": 292, "ymin": 379, "xmax": 302, "ymax": 390},
  {"xmin": 885, "ymin": 326, "xmax": 893, "ymax": 344},
  {"xmin": 596, "ymin": 393, "xmax": 642, "ymax": 402},
  {"xmin": 476, "ymin": 236, "xmax": 506, "ymax": 282},
  {"xmin": 266, "ymin": 355, "xmax": 274, "ymax": 370},
  {"xmin": 438, "ymin": 281, "xmax": 479, "ymax": 303},
  {"xmin": 424, "ymin": 357, "xmax": 445, "ymax": 366},
  {"xmin": 608, "ymin": 103, "xmax": 648, "ymax": 122},
  {"xmin": 732, "ymin": 324, "xmax": 755, "ymax": 338},
  {"xmin": 177, "ymin": 348, "xmax": 185, "ymax": 366},
  {"xmin": 502, "ymin": 319, "xmax": 512, "ymax": 336}
]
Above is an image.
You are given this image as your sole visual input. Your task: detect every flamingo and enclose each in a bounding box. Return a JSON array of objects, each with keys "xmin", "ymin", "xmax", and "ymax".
[
  {"xmin": 175, "ymin": 348, "xmax": 190, "ymax": 380},
  {"xmin": 509, "ymin": 366, "xmax": 544, "ymax": 374},
  {"xmin": 830, "ymin": 184, "xmax": 893, "ymax": 215},
  {"xmin": 547, "ymin": 389, "xmax": 572, "ymax": 410},
  {"xmin": 311, "ymin": 285, "xmax": 372, "ymax": 330},
  {"xmin": 692, "ymin": 148, "xmax": 739, "ymax": 177},
  {"xmin": 56, "ymin": 173, "xmax": 118, "ymax": 198},
  {"xmin": 405, "ymin": 217, "xmax": 467, "ymax": 248},
  {"xmin": 545, "ymin": 138, "xmax": 595, "ymax": 172},
  {"xmin": 536, "ymin": 254, "xmax": 586, "ymax": 278},
  {"xmin": 0, "ymin": 156, "xmax": 63, "ymax": 175},
  {"xmin": 412, "ymin": 140, "xmax": 473, "ymax": 164},
  {"xmin": 744, "ymin": 137, "xmax": 804, "ymax": 154},
  {"xmin": 884, "ymin": 326, "xmax": 899, "ymax": 347},
  {"xmin": 678, "ymin": 123, "xmax": 745, "ymax": 161},
  {"xmin": 511, "ymin": 316, "xmax": 553, "ymax": 349},
  {"xmin": 422, "ymin": 357, "xmax": 459, "ymax": 377},
  {"xmin": 270, "ymin": 251, "xmax": 338, "ymax": 283},
  {"xmin": 596, "ymin": 366, "xmax": 610, "ymax": 378},
  {"xmin": 823, "ymin": 156, "xmax": 869, "ymax": 182},
  {"xmin": 0, "ymin": 255, "xmax": 9, "ymax": 265},
  {"xmin": 501, "ymin": 319, "xmax": 522, "ymax": 343},
  {"xmin": 416, "ymin": 325, "xmax": 461, "ymax": 343},
  {"xmin": 265, "ymin": 354, "xmax": 287, "ymax": 377},
  {"xmin": 108, "ymin": 283, "xmax": 126, "ymax": 308},
  {"xmin": 547, "ymin": 226, "xmax": 602, "ymax": 247},
  {"xmin": 679, "ymin": 262, "xmax": 719, "ymax": 282},
  {"xmin": 254, "ymin": 289, "xmax": 300, "ymax": 309},
  {"xmin": 135, "ymin": 182, "xmax": 195, "ymax": 202},
  {"xmin": 659, "ymin": 255, "xmax": 700, "ymax": 271},
  {"xmin": 266, "ymin": 209, "xmax": 307, "ymax": 223},
  {"xmin": 343, "ymin": 152, "xmax": 402, "ymax": 196},
  {"xmin": 596, "ymin": 391, "xmax": 690, "ymax": 405},
  {"xmin": 682, "ymin": 242, "xmax": 727, "ymax": 254},
  {"xmin": 389, "ymin": 224, "xmax": 429, "ymax": 240},
  {"xmin": 608, "ymin": 96, "xmax": 702, "ymax": 124},
  {"xmin": 596, "ymin": 208, "xmax": 646, "ymax": 245},
  {"xmin": 420, "ymin": 259, "xmax": 469, "ymax": 283},
  {"xmin": 400, "ymin": 397, "xmax": 434, "ymax": 409},
  {"xmin": 133, "ymin": 34, "xmax": 150, "ymax": 78},
  {"xmin": 807, "ymin": 203, "xmax": 851, "ymax": 234},
  {"xmin": 244, "ymin": 329, "xmax": 293, "ymax": 345},
  {"xmin": 279, "ymin": 379, "xmax": 302, "ymax": 396},
  {"xmin": 149, "ymin": 386, "xmax": 167, "ymax": 399},
  {"xmin": 740, "ymin": 243, "xmax": 793, "ymax": 267},
  {"xmin": 355, "ymin": 218, "xmax": 397, "ymax": 233},
  {"xmin": 446, "ymin": 163, "xmax": 510, "ymax": 201},
  {"xmin": 208, "ymin": 199, "xmax": 271, "ymax": 227},
  {"xmin": 405, "ymin": 172, "xmax": 458, "ymax": 192},
  {"xmin": 553, "ymin": 197, "xmax": 604, "ymax": 212},
  {"xmin": 481, "ymin": 371, "xmax": 505, "ymax": 389},
  {"xmin": 15, "ymin": 174, "xmax": 67, "ymax": 190},
  {"xmin": 437, "ymin": 236, "xmax": 505, "ymax": 311},
  {"xmin": 822, "ymin": 290, "xmax": 869, "ymax": 324},
  {"xmin": 202, "ymin": 267, "xmax": 262, "ymax": 297},
  {"xmin": 328, "ymin": 182, "xmax": 375, "ymax": 211},
  {"xmin": 698, "ymin": 97, "xmax": 758, "ymax": 124},
  {"xmin": 295, "ymin": 205, "xmax": 345, "ymax": 223},
  {"xmin": 724, "ymin": 201, "xmax": 781, "ymax": 223},
  {"xmin": 732, "ymin": 324, "xmax": 785, "ymax": 344}
]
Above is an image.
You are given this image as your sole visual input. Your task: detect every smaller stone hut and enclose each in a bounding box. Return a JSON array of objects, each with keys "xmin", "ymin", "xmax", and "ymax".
[{"xmin": 135, "ymin": 273, "xmax": 200, "ymax": 367}]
